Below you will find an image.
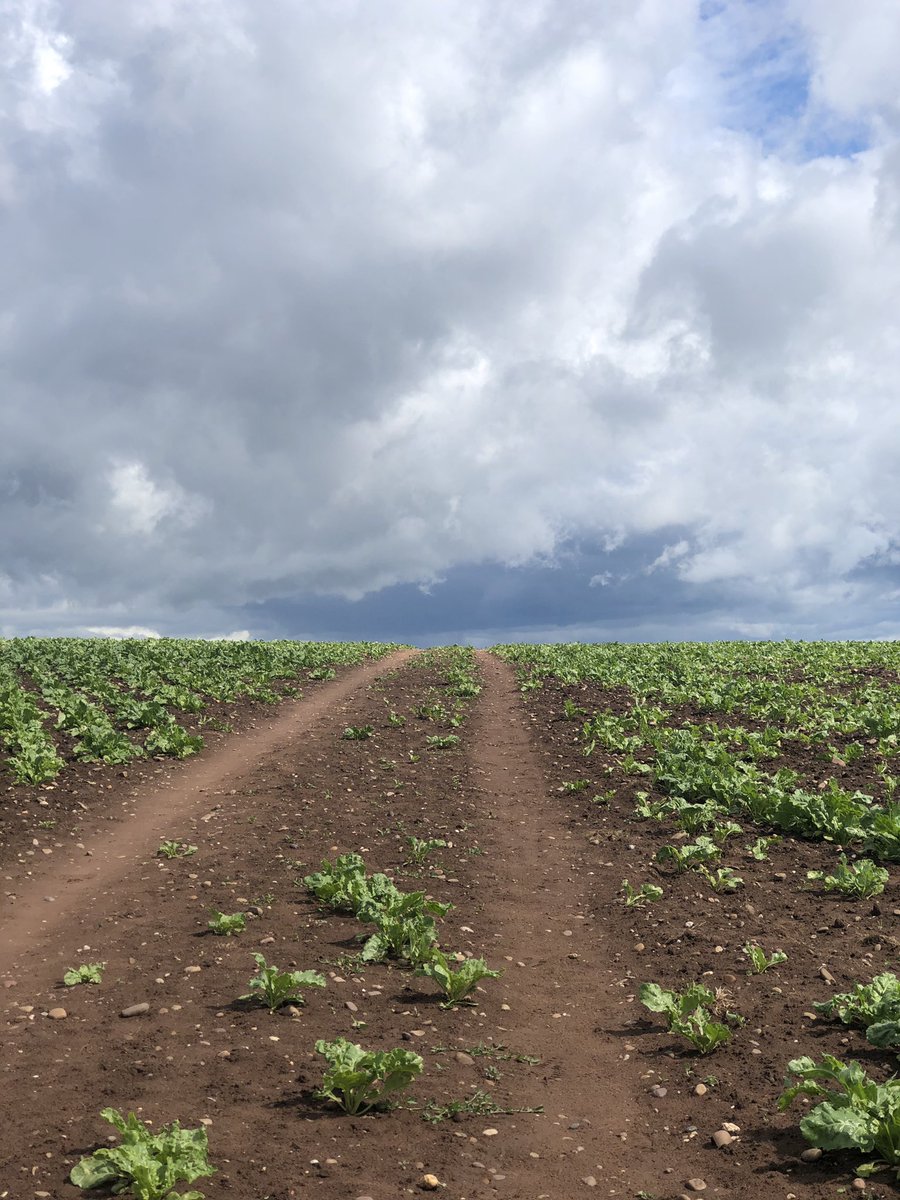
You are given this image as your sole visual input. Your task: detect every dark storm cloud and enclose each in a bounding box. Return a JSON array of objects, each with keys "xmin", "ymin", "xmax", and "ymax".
[{"xmin": 2, "ymin": 1, "xmax": 900, "ymax": 640}]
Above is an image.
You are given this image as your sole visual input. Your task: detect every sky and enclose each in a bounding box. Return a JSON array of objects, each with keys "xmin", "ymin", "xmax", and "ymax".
[{"xmin": 1, "ymin": 0, "xmax": 899, "ymax": 646}]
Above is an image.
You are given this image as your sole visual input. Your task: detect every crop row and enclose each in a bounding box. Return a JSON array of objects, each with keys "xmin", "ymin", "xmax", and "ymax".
[{"xmin": 0, "ymin": 637, "xmax": 400, "ymax": 784}]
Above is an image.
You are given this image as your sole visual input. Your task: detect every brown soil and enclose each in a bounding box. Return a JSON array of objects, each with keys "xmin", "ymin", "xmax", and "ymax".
[{"xmin": 1, "ymin": 652, "xmax": 896, "ymax": 1200}]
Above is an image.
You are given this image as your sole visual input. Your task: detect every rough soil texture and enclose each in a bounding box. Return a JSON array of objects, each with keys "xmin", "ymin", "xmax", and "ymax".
[{"xmin": 1, "ymin": 651, "xmax": 896, "ymax": 1200}]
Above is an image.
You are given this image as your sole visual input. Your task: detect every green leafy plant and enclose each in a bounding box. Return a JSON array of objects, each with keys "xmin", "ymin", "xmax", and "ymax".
[
  {"xmin": 815, "ymin": 973, "xmax": 900, "ymax": 1048},
  {"xmin": 807, "ymin": 855, "xmax": 889, "ymax": 899},
  {"xmin": 405, "ymin": 836, "xmax": 447, "ymax": 866},
  {"xmin": 157, "ymin": 840, "xmax": 197, "ymax": 859},
  {"xmin": 779, "ymin": 1055, "xmax": 900, "ymax": 1178},
  {"xmin": 639, "ymin": 982, "xmax": 733, "ymax": 1054},
  {"xmin": 426, "ymin": 734, "xmax": 460, "ymax": 749},
  {"xmin": 207, "ymin": 910, "xmax": 246, "ymax": 936},
  {"xmin": 361, "ymin": 911, "xmax": 442, "ymax": 965},
  {"xmin": 695, "ymin": 864, "xmax": 744, "ymax": 892},
  {"xmin": 239, "ymin": 954, "xmax": 326, "ymax": 1011},
  {"xmin": 559, "ymin": 778, "xmax": 591, "ymax": 793},
  {"xmin": 621, "ymin": 880, "xmax": 664, "ymax": 908},
  {"xmin": 64, "ymin": 962, "xmax": 105, "ymax": 987},
  {"xmin": 69, "ymin": 1107, "xmax": 215, "ymax": 1199},
  {"xmin": 742, "ymin": 943, "xmax": 787, "ymax": 974},
  {"xmin": 342, "ymin": 725, "xmax": 374, "ymax": 740},
  {"xmin": 746, "ymin": 835, "xmax": 780, "ymax": 860},
  {"xmin": 655, "ymin": 836, "xmax": 720, "ymax": 873},
  {"xmin": 417, "ymin": 951, "xmax": 502, "ymax": 1006},
  {"xmin": 314, "ymin": 1038, "xmax": 423, "ymax": 1114}
]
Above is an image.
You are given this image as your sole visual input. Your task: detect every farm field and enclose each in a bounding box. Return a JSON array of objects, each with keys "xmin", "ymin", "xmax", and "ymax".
[{"xmin": 1, "ymin": 640, "xmax": 900, "ymax": 1199}]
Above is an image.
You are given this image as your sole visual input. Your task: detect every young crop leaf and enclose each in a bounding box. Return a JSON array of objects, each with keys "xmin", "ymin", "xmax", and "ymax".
[
  {"xmin": 639, "ymin": 982, "xmax": 734, "ymax": 1054},
  {"xmin": 742, "ymin": 943, "xmax": 787, "ymax": 974},
  {"xmin": 779, "ymin": 1055, "xmax": 900, "ymax": 1178},
  {"xmin": 240, "ymin": 954, "xmax": 326, "ymax": 1011},
  {"xmin": 70, "ymin": 1107, "xmax": 215, "ymax": 1200},
  {"xmin": 207, "ymin": 910, "xmax": 246, "ymax": 936},
  {"xmin": 425, "ymin": 734, "xmax": 460, "ymax": 749},
  {"xmin": 405, "ymin": 836, "xmax": 448, "ymax": 866},
  {"xmin": 695, "ymin": 864, "xmax": 744, "ymax": 892},
  {"xmin": 63, "ymin": 962, "xmax": 105, "ymax": 987},
  {"xmin": 807, "ymin": 855, "xmax": 889, "ymax": 899},
  {"xmin": 342, "ymin": 725, "xmax": 374, "ymax": 740},
  {"xmin": 157, "ymin": 840, "xmax": 197, "ymax": 859},
  {"xmin": 815, "ymin": 973, "xmax": 900, "ymax": 1048},
  {"xmin": 315, "ymin": 1037, "xmax": 423, "ymax": 1114},
  {"xmin": 417, "ymin": 951, "xmax": 502, "ymax": 1006},
  {"xmin": 746, "ymin": 835, "xmax": 780, "ymax": 861},
  {"xmin": 621, "ymin": 880, "xmax": 664, "ymax": 908}
]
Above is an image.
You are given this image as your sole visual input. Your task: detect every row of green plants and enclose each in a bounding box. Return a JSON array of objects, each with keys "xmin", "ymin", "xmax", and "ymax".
[
  {"xmin": 0, "ymin": 637, "xmax": 400, "ymax": 783},
  {"xmin": 304, "ymin": 851, "xmax": 501, "ymax": 1003}
]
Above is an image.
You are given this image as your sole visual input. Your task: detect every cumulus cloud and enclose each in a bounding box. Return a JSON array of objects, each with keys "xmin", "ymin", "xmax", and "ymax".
[{"xmin": 1, "ymin": 0, "xmax": 899, "ymax": 640}]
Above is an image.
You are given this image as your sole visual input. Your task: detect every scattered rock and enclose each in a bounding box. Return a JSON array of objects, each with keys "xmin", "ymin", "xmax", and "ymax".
[
  {"xmin": 420, "ymin": 1174, "xmax": 440, "ymax": 1190},
  {"xmin": 581, "ymin": 1177, "xmax": 597, "ymax": 1187},
  {"xmin": 800, "ymin": 1148, "xmax": 823, "ymax": 1162},
  {"xmin": 184, "ymin": 965, "xmax": 202, "ymax": 974},
  {"xmin": 47, "ymin": 1008, "xmax": 66, "ymax": 1020},
  {"xmin": 852, "ymin": 1180, "xmax": 867, "ymax": 1192},
  {"xmin": 721, "ymin": 1122, "xmax": 740, "ymax": 1133},
  {"xmin": 259, "ymin": 936, "xmax": 276, "ymax": 946},
  {"xmin": 455, "ymin": 1052, "xmax": 475, "ymax": 1066},
  {"xmin": 650, "ymin": 1085, "xmax": 668, "ymax": 1098},
  {"xmin": 345, "ymin": 1001, "xmax": 359, "ymax": 1013},
  {"xmin": 685, "ymin": 1180, "xmax": 707, "ymax": 1193},
  {"xmin": 819, "ymin": 965, "xmax": 836, "ymax": 985},
  {"xmin": 693, "ymin": 1083, "xmax": 707, "ymax": 1096},
  {"xmin": 120, "ymin": 1003, "xmax": 150, "ymax": 1018},
  {"xmin": 482, "ymin": 1128, "xmax": 498, "ymax": 1137},
  {"xmin": 712, "ymin": 1130, "xmax": 733, "ymax": 1148}
]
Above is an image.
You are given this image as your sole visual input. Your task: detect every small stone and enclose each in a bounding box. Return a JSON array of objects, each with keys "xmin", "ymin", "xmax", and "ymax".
[
  {"xmin": 47, "ymin": 1007, "xmax": 67, "ymax": 1019},
  {"xmin": 259, "ymin": 936, "xmax": 276, "ymax": 945},
  {"xmin": 852, "ymin": 1180, "xmax": 867, "ymax": 1191},
  {"xmin": 185, "ymin": 965, "xmax": 202, "ymax": 974},
  {"xmin": 819, "ymin": 965, "xmax": 836, "ymax": 985},
  {"xmin": 721, "ymin": 1122, "xmax": 740, "ymax": 1133},
  {"xmin": 216, "ymin": 1049, "xmax": 231, "ymax": 1059},
  {"xmin": 686, "ymin": 1180, "xmax": 707, "ymax": 1192},
  {"xmin": 634, "ymin": 942, "xmax": 645, "ymax": 952},
  {"xmin": 800, "ymin": 1148, "xmax": 823, "ymax": 1162},
  {"xmin": 581, "ymin": 1177, "xmax": 597, "ymax": 1187},
  {"xmin": 650, "ymin": 1085, "xmax": 668, "ymax": 1098},
  {"xmin": 693, "ymin": 1083, "xmax": 707, "ymax": 1096},
  {"xmin": 712, "ymin": 1130, "xmax": 733, "ymax": 1148},
  {"xmin": 420, "ymin": 1174, "xmax": 440, "ymax": 1190},
  {"xmin": 455, "ymin": 1052, "xmax": 475, "ymax": 1066},
  {"xmin": 482, "ymin": 1128, "xmax": 498, "ymax": 1137},
  {"xmin": 120, "ymin": 1003, "xmax": 150, "ymax": 1018},
  {"xmin": 345, "ymin": 1001, "xmax": 359, "ymax": 1013},
  {"xmin": 774, "ymin": 871, "xmax": 787, "ymax": 880}
]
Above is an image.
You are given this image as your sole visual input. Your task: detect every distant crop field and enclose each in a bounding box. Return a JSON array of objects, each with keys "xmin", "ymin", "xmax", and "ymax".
[{"xmin": 0, "ymin": 637, "xmax": 400, "ymax": 783}]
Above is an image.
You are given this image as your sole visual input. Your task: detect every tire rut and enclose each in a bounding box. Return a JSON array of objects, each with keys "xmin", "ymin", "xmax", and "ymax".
[{"xmin": 470, "ymin": 650, "xmax": 656, "ymax": 1197}]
